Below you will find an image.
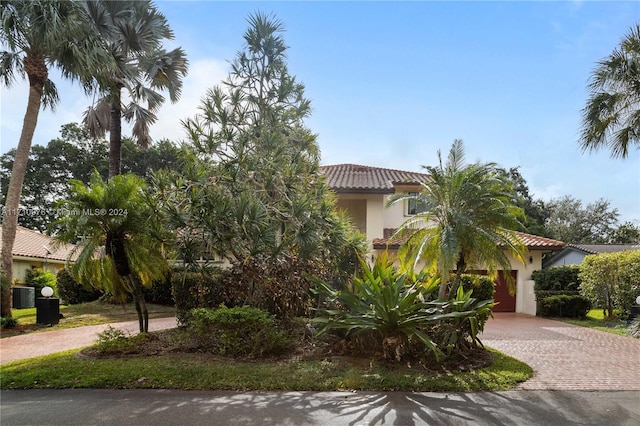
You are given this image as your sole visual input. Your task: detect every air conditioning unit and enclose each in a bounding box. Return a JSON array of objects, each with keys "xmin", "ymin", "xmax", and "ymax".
[{"xmin": 12, "ymin": 286, "xmax": 35, "ymax": 309}]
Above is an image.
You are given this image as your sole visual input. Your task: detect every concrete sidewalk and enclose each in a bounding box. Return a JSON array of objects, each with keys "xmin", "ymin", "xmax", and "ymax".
[{"xmin": 0, "ymin": 317, "xmax": 177, "ymax": 365}]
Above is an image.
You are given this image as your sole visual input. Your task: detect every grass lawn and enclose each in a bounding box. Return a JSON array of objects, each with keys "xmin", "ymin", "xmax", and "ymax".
[
  {"xmin": 0, "ymin": 347, "xmax": 532, "ymax": 392},
  {"xmin": 557, "ymin": 309, "xmax": 632, "ymax": 336},
  {"xmin": 1, "ymin": 301, "xmax": 175, "ymax": 338}
]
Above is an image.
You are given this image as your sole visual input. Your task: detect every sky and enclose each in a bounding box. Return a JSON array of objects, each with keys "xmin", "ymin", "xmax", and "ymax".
[{"xmin": 1, "ymin": 1, "xmax": 639, "ymax": 223}]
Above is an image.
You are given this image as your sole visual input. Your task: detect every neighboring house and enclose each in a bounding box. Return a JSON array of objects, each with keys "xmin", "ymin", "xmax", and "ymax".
[
  {"xmin": 0, "ymin": 225, "xmax": 74, "ymax": 284},
  {"xmin": 320, "ymin": 163, "xmax": 565, "ymax": 314},
  {"xmin": 543, "ymin": 243, "xmax": 640, "ymax": 269}
]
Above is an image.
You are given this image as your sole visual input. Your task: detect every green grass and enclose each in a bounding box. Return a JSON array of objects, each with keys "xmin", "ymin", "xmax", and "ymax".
[
  {"xmin": 1, "ymin": 301, "xmax": 175, "ymax": 338},
  {"xmin": 558, "ymin": 309, "xmax": 630, "ymax": 336},
  {"xmin": 0, "ymin": 348, "xmax": 532, "ymax": 392}
]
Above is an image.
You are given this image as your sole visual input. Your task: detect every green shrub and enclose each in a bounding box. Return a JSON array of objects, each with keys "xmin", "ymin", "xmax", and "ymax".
[
  {"xmin": 188, "ymin": 306, "xmax": 291, "ymax": 357},
  {"xmin": 220, "ymin": 254, "xmax": 321, "ymax": 319},
  {"xmin": 171, "ymin": 269, "xmax": 225, "ymax": 326},
  {"xmin": 56, "ymin": 269, "xmax": 103, "ymax": 305},
  {"xmin": 460, "ymin": 274, "xmax": 495, "ymax": 301},
  {"xmin": 93, "ymin": 326, "xmax": 147, "ymax": 355},
  {"xmin": 143, "ymin": 271, "xmax": 174, "ymax": 306},
  {"xmin": 537, "ymin": 295, "xmax": 591, "ymax": 318},
  {"xmin": 532, "ymin": 266, "xmax": 581, "ymax": 291},
  {"xmin": 1, "ymin": 316, "xmax": 18, "ymax": 329},
  {"xmin": 25, "ymin": 269, "xmax": 57, "ymax": 298},
  {"xmin": 579, "ymin": 251, "xmax": 640, "ymax": 317}
]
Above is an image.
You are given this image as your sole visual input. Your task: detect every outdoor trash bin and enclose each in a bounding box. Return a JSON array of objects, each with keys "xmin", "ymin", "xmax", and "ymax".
[{"xmin": 36, "ymin": 297, "xmax": 60, "ymax": 325}]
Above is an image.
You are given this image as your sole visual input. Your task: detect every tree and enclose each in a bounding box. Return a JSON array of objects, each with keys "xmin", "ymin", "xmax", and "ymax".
[
  {"xmin": 579, "ymin": 251, "xmax": 640, "ymax": 318},
  {"xmin": 544, "ymin": 196, "xmax": 619, "ymax": 243},
  {"xmin": 0, "ymin": 0, "xmax": 112, "ymax": 318},
  {"xmin": 497, "ymin": 167, "xmax": 548, "ymax": 236},
  {"xmin": 0, "ymin": 123, "xmax": 182, "ymax": 234},
  {"xmin": 580, "ymin": 24, "xmax": 640, "ymax": 158},
  {"xmin": 387, "ymin": 140, "xmax": 526, "ymax": 300},
  {"xmin": 54, "ymin": 171, "xmax": 169, "ymax": 333},
  {"xmin": 156, "ymin": 13, "xmax": 364, "ymax": 312},
  {"xmin": 81, "ymin": 0, "xmax": 188, "ymax": 178},
  {"xmin": 608, "ymin": 221, "xmax": 640, "ymax": 244}
]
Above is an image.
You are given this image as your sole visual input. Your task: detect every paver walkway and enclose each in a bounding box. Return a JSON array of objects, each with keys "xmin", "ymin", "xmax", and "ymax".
[
  {"xmin": 0, "ymin": 317, "xmax": 177, "ymax": 365},
  {"xmin": 481, "ymin": 313, "xmax": 640, "ymax": 391}
]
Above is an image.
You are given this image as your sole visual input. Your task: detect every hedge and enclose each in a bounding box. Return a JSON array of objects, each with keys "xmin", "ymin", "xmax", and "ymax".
[{"xmin": 537, "ymin": 294, "xmax": 591, "ymax": 318}]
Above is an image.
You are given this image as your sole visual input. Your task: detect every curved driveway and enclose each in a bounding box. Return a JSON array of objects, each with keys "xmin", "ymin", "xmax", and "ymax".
[{"xmin": 481, "ymin": 313, "xmax": 640, "ymax": 390}]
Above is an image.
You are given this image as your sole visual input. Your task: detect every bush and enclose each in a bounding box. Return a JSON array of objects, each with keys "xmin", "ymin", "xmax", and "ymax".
[
  {"xmin": 25, "ymin": 269, "xmax": 57, "ymax": 298},
  {"xmin": 143, "ymin": 272, "xmax": 174, "ymax": 306},
  {"xmin": 188, "ymin": 306, "xmax": 292, "ymax": 357},
  {"xmin": 93, "ymin": 326, "xmax": 148, "ymax": 355},
  {"xmin": 460, "ymin": 274, "xmax": 495, "ymax": 301},
  {"xmin": 532, "ymin": 266, "xmax": 581, "ymax": 292},
  {"xmin": 533, "ymin": 266, "xmax": 584, "ymax": 317},
  {"xmin": 56, "ymin": 269, "xmax": 103, "ymax": 305},
  {"xmin": 537, "ymin": 295, "xmax": 591, "ymax": 318},
  {"xmin": 220, "ymin": 254, "xmax": 322, "ymax": 319},
  {"xmin": 171, "ymin": 269, "xmax": 225, "ymax": 326},
  {"xmin": 1, "ymin": 316, "xmax": 18, "ymax": 329},
  {"xmin": 579, "ymin": 251, "xmax": 640, "ymax": 317}
]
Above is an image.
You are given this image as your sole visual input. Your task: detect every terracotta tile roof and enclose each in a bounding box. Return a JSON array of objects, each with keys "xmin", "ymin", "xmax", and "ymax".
[
  {"xmin": 373, "ymin": 229, "xmax": 565, "ymax": 250},
  {"xmin": 320, "ymin": 164, "xmax": 429, "ymax": 194},
  {"xmin": 566, "ymin": 243, "xmax": 640, "ymax": 254},
  {"xmin": 0, "ymin": 225, "xmax": 75, "ymax": 262}
]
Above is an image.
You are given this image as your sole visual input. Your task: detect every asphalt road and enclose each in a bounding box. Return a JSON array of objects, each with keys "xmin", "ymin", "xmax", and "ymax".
[{"xmin": 1, "ymin": 389, "xmax": 639, "ymax": 425}]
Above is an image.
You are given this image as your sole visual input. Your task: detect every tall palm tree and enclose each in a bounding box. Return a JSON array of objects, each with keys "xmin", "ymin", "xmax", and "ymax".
[
  {"xmin": 81, "ymin": 0, "xmax": 188, "ymax": 178},
  {"xmin": 387, "ymin": 140, "xmax": 526, "ymax": 300},
  {"xmin": 580, "ymin": 24, "xmax": 640, "ymax": 159},
  {"xmin": 0, "ymin": 0, "xmax": 113, "ymax": 318},
  {"xmin": 55, "ymin": 171, "xmax": 169, "ymax": 333}
]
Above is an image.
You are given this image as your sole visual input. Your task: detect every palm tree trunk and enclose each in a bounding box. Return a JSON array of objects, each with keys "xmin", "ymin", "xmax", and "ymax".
[
  {"xmin": 1, "ymin": 53, "xmax": 47, "ymax": 318},
  {"xmin": 108, "ymin": 88, "xmax": 122, "ymax": 179},
  {"xmin": 130, "ymin": 280, "xmax": 148, "ymax": 333}
]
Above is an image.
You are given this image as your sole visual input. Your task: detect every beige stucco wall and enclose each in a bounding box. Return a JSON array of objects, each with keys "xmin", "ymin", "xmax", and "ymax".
[{"xmin": 12, "ymin": 258, "xmax": 65, "ymax": 284}]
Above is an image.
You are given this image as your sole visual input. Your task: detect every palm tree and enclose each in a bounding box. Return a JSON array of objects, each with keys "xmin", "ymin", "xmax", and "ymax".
[
  {"xmin": 0, "ymin": 0, "xmax": 113, "ymax": 318},
  {"xmin": 81, "ymin": 0, "xmax": 188, "ymax": 178},
  {"xmin": 580, "ymin": 24, "xmax": 640, "ymax": 159},
  {"xmin": 387, "ymin": 140, "xmax": 526, "ymax": 300},
  {"xmin": 55, "ymin": 171, "xmax": 169, "ymax": 333}
]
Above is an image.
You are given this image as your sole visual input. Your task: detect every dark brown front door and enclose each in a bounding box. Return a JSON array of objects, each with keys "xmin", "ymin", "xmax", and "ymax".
[{"xmin": 492, "ymin": 270, "xmax": 517, "ymax": 312}]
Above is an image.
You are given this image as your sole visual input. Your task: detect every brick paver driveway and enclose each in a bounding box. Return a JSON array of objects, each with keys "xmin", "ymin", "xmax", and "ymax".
[{"xmin": 481, "ymin": 313, "xmax": 640, "ymax": 390}]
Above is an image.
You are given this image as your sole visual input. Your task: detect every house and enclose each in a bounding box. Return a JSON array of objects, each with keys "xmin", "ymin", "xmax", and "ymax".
[
  {"xmin": 543, "ymin": 243, "xmax": 640, "ymax": 269},
  {"xmin": 0, "ymin": 225, "xmax": 74, "ymax": 284},
  {"xmin": 320, "ymin": 163, "xmax": 565, "ymax": 315}
]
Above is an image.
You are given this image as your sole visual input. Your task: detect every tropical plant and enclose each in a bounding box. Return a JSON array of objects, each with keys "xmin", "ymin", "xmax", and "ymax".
[
  {"xmin": 387, "ymin": 139, "xmax": 526, "ymax": 300},
  {"xmin": 54, "ymin": 171, "xmax": 169, "ymax": 332},
  {"xmin": 314, "ymin": 253, "xmax": 443, "ymax": 361},
  {"xmin": 580, "ymin": 23, "xmax": 640, "ymax": 159},
  {"xmin": 81, "ymin": 0, "xmax": 187, "ymax": 178},
  {"xmin": 314, "ymin": 254, "xmax": 495, "ymax": 362},
  {"xmin": 0, "ymin": 0, "xmax": 113, "ymax": 318},
  {"xmin": 155, "ymin": 12, "xmax": 364, "ymax": 315}
]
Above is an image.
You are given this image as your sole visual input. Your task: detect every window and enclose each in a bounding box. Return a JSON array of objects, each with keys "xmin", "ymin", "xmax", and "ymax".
[{"xmin": 407, "ymin": 192, "xmax": 427, "ymax": 215}]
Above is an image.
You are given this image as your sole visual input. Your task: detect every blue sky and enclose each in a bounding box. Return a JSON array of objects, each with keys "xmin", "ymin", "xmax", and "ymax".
[{"xmin": 1, "ymin": 1, "xmax": 639, "ymax": 223}]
